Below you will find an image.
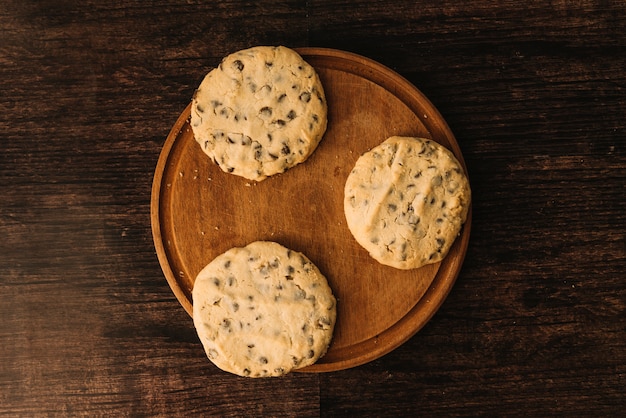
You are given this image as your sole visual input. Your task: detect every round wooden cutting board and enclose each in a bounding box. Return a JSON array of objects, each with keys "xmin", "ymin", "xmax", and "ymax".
[{"xmin": 151, "ymin": 47, "xmax": 472, "ymax": 372}]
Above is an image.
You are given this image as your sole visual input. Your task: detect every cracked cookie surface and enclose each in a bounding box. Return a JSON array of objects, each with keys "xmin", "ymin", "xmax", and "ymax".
[
  {"xmin": 344, "ymin": 136, "xmax": 471, "ymax": 270},
  {"xmin": 190, "ymin": 46, "xmax": 327, "ymax": 181},
  {"xmin": 192, "ymin": 241, "xmax": 336, "ymax": 377}
]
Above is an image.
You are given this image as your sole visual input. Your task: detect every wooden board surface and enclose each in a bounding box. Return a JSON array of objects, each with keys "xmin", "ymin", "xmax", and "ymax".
[{"xmin": 151, "ymin": 47, "xmax": 472, "ymax": 372}]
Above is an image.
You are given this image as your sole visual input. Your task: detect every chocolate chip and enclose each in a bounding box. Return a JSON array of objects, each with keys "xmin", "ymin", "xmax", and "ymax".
[
  {"xmin": 287, "ymin": 110, "xmax": 296, "ymax": 120},
  {"xmin": 317, "ymin": 317, "xmax": 331, "ymax": 328},
  {"xmin": 221, "ymin": 318, "xmax": 231, "ymax": 331},
  {"xmin": 299, "ymin": 92, "xmax": 311, "ymax": 103},
  {"xmin": 232, "ymin": 59, "xmax": 244, "ymax": 71},
  {"xmin": 259, "ymin": 106, "xmax": 272, "ymax": 117},
  {"xmin": 277, "ymin": 93, "xmax": 287, "ymax": 102}
]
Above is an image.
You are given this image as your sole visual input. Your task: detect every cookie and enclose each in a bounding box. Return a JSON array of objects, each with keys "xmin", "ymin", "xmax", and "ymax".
[
  {"xmin": 344, "ymin": 136, "xmax": 471, "ymax": 270},
  {"xmin": 192, "ymin": 241, "xmax": 336, "ymax": 377},
  {"xmin": 190, "ymin": 46, "xmax": 328, "ymax": 181}
]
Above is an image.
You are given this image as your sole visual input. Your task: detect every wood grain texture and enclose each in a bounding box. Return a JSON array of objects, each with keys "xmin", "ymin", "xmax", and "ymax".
[{"xmin": 1, "ymin": 0, "xmax": 625, "ymax": 416}]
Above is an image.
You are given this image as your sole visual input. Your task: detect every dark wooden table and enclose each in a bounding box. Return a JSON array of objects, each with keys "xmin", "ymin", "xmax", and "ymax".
[{"xmin": 2, "ymin": 1, "xmax": 624, "ymax": 416}]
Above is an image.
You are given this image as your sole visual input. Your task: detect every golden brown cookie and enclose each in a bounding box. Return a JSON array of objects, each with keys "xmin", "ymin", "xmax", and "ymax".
[
  {"xmin": 344, "ymin": 136, "xmax": 471, "ymax": 269},
  {"xmin": 191, "ymin": 46, "xmax": 327, "ymax": 181}
]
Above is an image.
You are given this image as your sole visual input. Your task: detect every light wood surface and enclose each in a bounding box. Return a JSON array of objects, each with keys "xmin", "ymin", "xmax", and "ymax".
[{"xmin": 151, "ymin": 48, "xmax": 471, "ymax": 371}]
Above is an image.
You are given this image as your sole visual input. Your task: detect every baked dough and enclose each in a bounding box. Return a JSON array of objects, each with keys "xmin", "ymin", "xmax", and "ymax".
[
  {"xmin": 344, "ymin": 136, "xmax": 471, "ymax": 269},
  {"xmin": 190, "ymin": 46, "xmax": 327, "ymax": 181},
  {"xmin": 192, "ymin": 241, "xmax": 336, "ymax": 377}
]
